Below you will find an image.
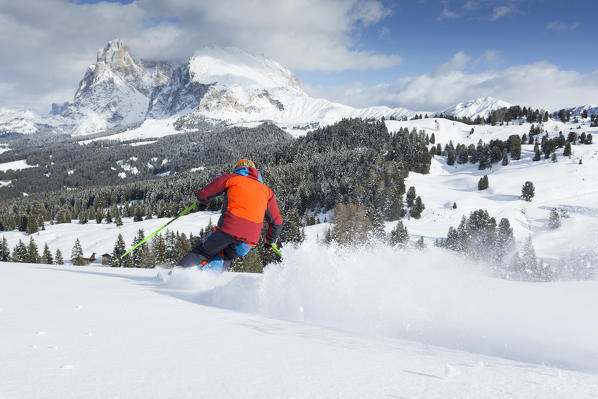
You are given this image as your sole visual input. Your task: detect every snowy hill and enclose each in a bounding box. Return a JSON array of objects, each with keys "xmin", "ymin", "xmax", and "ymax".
[
  {"xmin": 1, "ymin": 250, "xmax": 597, "ymax": 398},
  {"xmin": 440, "ymin": 97, "xmax": 513, "ymax": 119}
]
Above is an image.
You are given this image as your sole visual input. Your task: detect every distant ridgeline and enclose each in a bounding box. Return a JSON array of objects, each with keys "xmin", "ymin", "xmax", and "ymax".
[{"xmin": 425, "ymin": 105, "xmax": 598, "ymax": 126}]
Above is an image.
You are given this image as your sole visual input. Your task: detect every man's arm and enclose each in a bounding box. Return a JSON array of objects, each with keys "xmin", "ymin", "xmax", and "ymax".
[
  {"xmin": 197, "ymin": 174, "xmax": 233, "ymax": 204},
  {"xmin": 264, "ymin": 194, "xmax": 283, "ymax": 244}
]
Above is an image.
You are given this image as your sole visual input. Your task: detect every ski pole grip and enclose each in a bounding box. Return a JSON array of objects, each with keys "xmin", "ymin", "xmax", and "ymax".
[{"xmin": 270, "ymin": 243, "xmax": 283, "ymax": 258}]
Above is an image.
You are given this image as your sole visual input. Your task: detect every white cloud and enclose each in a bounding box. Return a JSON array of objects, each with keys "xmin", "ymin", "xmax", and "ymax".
[
  {"xmin": 304, "ymin": 53, "xmax": 598, "ymax": 112},
  {"xmin": 0, "ymin": 0, "xmax": 400, "ymax": 112},
  {"xmin": 490, "ymin": 5, "xmax": 515, "ymax": 21},
  {"xmin": 437, "ymin": 1, "xmax": 460, "ymax": 21},
  {"xmin": 547, "ymin": 20, "xmax": 580, "ymax": 31}
]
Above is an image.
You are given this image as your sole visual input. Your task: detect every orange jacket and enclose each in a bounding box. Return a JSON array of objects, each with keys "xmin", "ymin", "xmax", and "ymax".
[{"xmin": 197, "ymin": 167, "xmax": 283, "ymax": 245}]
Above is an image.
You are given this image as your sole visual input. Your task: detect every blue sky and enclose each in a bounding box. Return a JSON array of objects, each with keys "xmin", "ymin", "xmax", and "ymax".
[
  {"xmin": 1, "ymin": 0, "xmax": 597, "ymax": 112},
  {"xmin": 299, "ymin": 0, "xmax": 596, "ymax": 87}
]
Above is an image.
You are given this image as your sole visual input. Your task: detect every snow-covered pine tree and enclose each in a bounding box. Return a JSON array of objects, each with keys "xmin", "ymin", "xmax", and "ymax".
[
  {"xmin": 389, "ymin": 221, "xmax": 409, "ymax": 246},
  {"xmin": 71, "ymin": 238, "xmax": 85, "ymax": 266},
  {"xmin": 406, "ymin": 186, "xmax": 416, "ymax": 207},
  {"xmin": 12, "ymin": 240, "xmax": 28, "ymax": 262},
  {"xmin": 548, "ymin": 208, "xmax": 561, "ymax": 229},
  {"xmin": 369, "ymin": 208, "xmax": 386, "ymax": 242},
  {"xmin": 495, "ymin": 218, "xmax": 514, "ymax": 263},
  {"xmin": 151, "ymin": 234, "xmax": 167, "ymax": 265},
  {"xmin": 563, "ymin": 142, "xmax": 571, "ymax": 157},
  {"xmin": 0, "ymin": 236, "xmax": 10, "ymax": 261},
  {"xmin": 509, "ymin": 134, "xmax": 521, "ymax": 160},
  {"xmin": 26, "ymin": 237, "xmax": 40, "ymax": 263},
  {"xmin": 42, "ymin": 243, "xmax": 53, "ymax": 264},
  {"xmin": 280, "ymin": 209, "xmax": 305, "ymax": 247},
  {"xmin": 502, "ymin": 150, "xmax": 509, "ymax": 166},
  {"xmin": 521, "ymin": 181, "xmax": 535, "ymax": 202},
  {"xmin": 113, "ymin": 234, "xmax": 127, "ymax": 267},
  {"xmin": 478, "ymin": 175, "xmax": 489, "ymax": 190},
  {"xmin": 520, "ymin": 235, "xmax": 539, "ymax": 280},
  {"xmin": 410, "ymin": 196, "xmax": 425, "ymax": 219},
  {"xmin": 55, "ymin": 249, "xmax": 64, "ymax": 265}
]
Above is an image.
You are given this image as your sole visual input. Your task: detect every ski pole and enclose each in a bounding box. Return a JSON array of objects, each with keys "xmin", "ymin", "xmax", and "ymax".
[
  {"xmin": 113, "ymin": 201, "xmax": 200, "ymax": 264},
  {"xmin": 270, "ymin": 243, "xmax": 283, "ymax": 258}
]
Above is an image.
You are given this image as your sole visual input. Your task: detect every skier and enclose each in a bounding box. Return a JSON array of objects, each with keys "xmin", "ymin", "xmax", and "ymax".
[{"xmin": 178, "ymin": 159, "xmax": 283, "ymax": 272}]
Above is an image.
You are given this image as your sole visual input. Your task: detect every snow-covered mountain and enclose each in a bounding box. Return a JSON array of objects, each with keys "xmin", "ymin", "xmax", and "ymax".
[
  {"xmin": 440, "ymin": 97, "xmax": 513, "ymax": 120},
  {"xmin": 0, "ymin": 107, "xmax": 42, "ymax": 135},
  {"xmin": 553, "ymin": 104, "xmax": 598, "ymax": 118},
  {"xmin": 2, "ymin": 40, "xmax": 421, "ymax": 136}
]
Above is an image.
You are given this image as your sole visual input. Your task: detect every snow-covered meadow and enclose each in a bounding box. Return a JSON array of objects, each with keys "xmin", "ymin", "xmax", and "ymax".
[{"xmin": 1, "ymin": 244, "xmax": 597, "ymax": 398}]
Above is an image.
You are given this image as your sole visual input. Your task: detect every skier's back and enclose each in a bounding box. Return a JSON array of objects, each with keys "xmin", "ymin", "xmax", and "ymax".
[{"xmin": 178, "ymin": 159, "xmax": 283, "ymax": 271}]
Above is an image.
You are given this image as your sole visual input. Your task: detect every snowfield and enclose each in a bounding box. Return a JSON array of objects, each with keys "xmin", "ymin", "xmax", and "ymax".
[
  {"xmin": 1, "ymin": 245, "xmax": 597, "ymax": 398},
  {"xmin": 0, "ymin": 159, "xmax": 37, "ymax": 172}
]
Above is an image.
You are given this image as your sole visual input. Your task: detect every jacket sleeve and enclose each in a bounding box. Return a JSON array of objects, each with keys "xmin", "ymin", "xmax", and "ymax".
[
  {"xmin": 197, "ymin": 174, "xmax": 232, "ymax": 204},
  {"xmin": 264, "ymin": 193, "xmax": 284, "ymax": 244}
]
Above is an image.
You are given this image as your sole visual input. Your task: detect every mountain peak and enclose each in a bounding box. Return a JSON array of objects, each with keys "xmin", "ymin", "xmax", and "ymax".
[
  {"xmin": 95, "ymin": 39, "xmax": 140, "ymax": 76},
  {"xmin": 441, "ymin": 97, "xmax": 512, "ymax": 119},
  {"xmin": 189, "ymin": 45, "xmax": 302, "ymax": 91}
]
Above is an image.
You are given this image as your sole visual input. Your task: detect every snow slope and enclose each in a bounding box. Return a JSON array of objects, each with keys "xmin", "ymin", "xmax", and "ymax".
[
  {"xmin": 1, "ymin": 249, "xmax": 597, "ymax": 398},
  {"xmin": 440, "ymin": 97, "xmax": 513, "ymax": 119},
  {"xmin": 390, "ymin": 118, "xmax": 598, "ymax": 263}
]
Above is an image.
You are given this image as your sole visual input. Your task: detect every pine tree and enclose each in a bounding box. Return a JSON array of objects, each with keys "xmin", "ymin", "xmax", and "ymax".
[
  {"xmin": 26, "ymin": 237, "xmax": 40, "ymax": 263},
  {"xmin": 447, "ymin": 148, "xmax": 456, "ymax": 165},
  {"xmin": 563, "ymin": 142, "xmax": 571, "ymax": 157},
  {"xmin": 55, "ymin": 249, "xmax": 64, "ymax": 265},
  {"xmin": 113, "ymin": 234, "xmax": 127, "ymax": 267},
  {"xmin": 548, "ymin": 208, "xmax": 561, "ymax": 229},
  {"xmin": 369, "ymin": 208, "xmax": 386, "ymax": 242},
  {"xmin": 389, "ymin": 221, "xmax": 409, "ymax": 246},
  {"xmin": 509, "ymin": 134, "xmax": 521, "ymax": 160},
  {"xmin": 406, "ymin": 186, "xmax": 416, "ymax": 207},
  {"xmin": 521, "ymin": 181, "xmax": 535, "ymax": 202},
  {"xmin": 415, "ymin": 235, "xmax": 425, "ymax": 250},
  {"xmin": 478, "ymin": 175, "xmax": 489, "ymax": 190},
  {"xmin": 12, "ymin": 240, "xmax": 28, "ymax": 262},
  {"xmin": 520, "ymin": 235, "xmax": 539, "ymax": 280},
  {"xmin": 25, "ymin": 216, "xmax": 39, "ymax": 235},
  {"xmin": 151, "ymin": 234, "xmax": 167, "ymax": 265},
  {"xmin": 95, "ymin": 208, "xmax": 103, "ymax": 224},
  {"xmin": 133, "ymin": 206, "xmax": 143, "ymax": 222},
  {"xmin": 280, "ymin": 209, "xmax": 305, "ymax": 247},
  {"xmin": 502, "ymin": 150, "xmax": 509, "ymax": 166},
  {"xmin": 410, "ymin": 196, "xmax": 425, "ymax": 219},
  {"xmin": 130, "ymin": 230, "xmax": 153, "ymax": 267},
  {"xmin": 71, "ymin": 238, "xmax": 85, "ymax": 266},
  {"xmin": 495, "ymin": 218, "xmax": 514, "ymax": 263},
  {"xmin": 0, "ymin": 236, "xmax": 10, "ymax": 261},
  {"xmin": 42, "ymin": 243, "xmax": 53, "ymax": 264},
  {"xmin": 115, "ymin": 211, "xmax": 123, "ymax": 227},
  {"xmin": 174, "ymin": 232, "xmax": 191, "ymax": 262}
]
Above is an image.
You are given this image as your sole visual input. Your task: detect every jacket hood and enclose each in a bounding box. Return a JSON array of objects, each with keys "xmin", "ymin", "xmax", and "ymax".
[{"xmin": 234, "ymin": 166, "xmax": 263, "ymax": 183}]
